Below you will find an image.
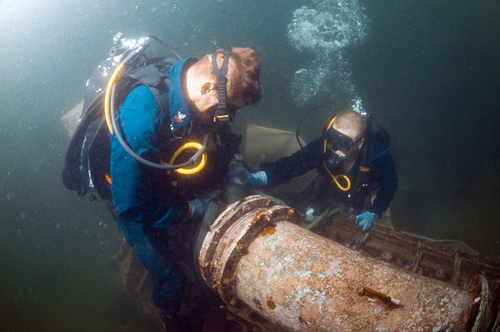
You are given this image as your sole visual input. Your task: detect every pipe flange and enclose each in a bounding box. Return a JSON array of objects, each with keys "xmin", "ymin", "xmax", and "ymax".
[
  {"xmin": 214, "ymin": 204, "xmax": 301, "ymax": 304},
  {"xmin": 199, "ymin": 195, "xmax": 275, "ymax": 289}
]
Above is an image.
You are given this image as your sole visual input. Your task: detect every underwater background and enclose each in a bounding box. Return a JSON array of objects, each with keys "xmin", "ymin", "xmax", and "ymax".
[{"xmin": 1, "ymin": 0, "xmax": 499, "ymax": 330}]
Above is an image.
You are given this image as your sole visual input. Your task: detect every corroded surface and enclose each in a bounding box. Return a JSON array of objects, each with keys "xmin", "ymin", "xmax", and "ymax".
[
  {"xmin": 235, "ymin": 221, "xmax": 473, "ymax": 331},
  {"xmin": 199, "ymin": 195, "xmax": 276, "ymax": 290},
  {"xmin": 320, "ymin": 213, "xmax": 500, "ymax": 289},
  {"xmin": 113, "ymin": 195, "xmax": 499, "ymax": 331}
]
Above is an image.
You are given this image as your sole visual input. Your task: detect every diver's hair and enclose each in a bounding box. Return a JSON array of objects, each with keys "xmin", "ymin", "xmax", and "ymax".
[
  {"xmin": 201, "ymin": 48, "xmax": 262, "ymax": 106},
  {"xmin": 332, "ymin": 110, "xmax": 367, "ymax": 140}
]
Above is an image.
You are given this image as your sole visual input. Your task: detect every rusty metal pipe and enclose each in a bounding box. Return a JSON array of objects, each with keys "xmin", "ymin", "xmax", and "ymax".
[{"xmin": 199, "ymin": 196, "xmax": 487, "ymax": 331}]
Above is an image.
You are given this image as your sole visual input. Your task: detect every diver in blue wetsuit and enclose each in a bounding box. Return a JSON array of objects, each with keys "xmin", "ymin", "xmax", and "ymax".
[
  {"xmin": 242, "ymin": 110, "xmax": 398, "ymax": 232},
  {"xmin": 109, "ymin": 48, "xmax": 261, "ymax": 328}
]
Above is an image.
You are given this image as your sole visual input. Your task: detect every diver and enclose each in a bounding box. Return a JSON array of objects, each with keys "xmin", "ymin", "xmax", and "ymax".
[
  {"xmin": 236, "ymin": 109, "xmax": 398, "ymax": 232},
  {"xmin": 104, "ymin": 47, "xmax": 261, "ymax": 329}
]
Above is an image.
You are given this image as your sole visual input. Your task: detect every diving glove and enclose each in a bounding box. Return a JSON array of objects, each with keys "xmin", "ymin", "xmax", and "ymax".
[
  {"xmin": 228, "ymin": 161, "xmax": 267, "ymax": 188},
  {"xmin": 356, "ymin": 211, "xmax": 374, "ymax": 231},
  {"xmin": 252, "ymin": 171, "xmax": 267, "ymax": 188},
  {"xmin": 188, "ymin": 190, "xmax": 220, "ymax": 218}
]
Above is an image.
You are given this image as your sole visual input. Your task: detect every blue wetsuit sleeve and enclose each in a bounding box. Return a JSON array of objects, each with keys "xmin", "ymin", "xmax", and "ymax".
[
  {"xmin": 110, "ymin": 86, "xmax": 188, "ymax": 227},
  {"xmin": 367, "ymin": 146, "xmax": 398, "ymax": 216},
  {"xmin": 260, "ymin": 138, "xmax": 324, "ymax": 187}
]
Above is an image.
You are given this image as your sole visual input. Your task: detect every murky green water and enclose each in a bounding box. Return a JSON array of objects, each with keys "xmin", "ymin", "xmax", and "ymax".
[{"xmin": 1, "ymin": 0, "xmax": 499, "ymax": 330}]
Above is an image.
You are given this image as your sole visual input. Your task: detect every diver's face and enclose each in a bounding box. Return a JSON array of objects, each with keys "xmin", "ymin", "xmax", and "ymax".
[{"xmin": 325, "ymin": 127, "xmax": 363, "ymax": 171}]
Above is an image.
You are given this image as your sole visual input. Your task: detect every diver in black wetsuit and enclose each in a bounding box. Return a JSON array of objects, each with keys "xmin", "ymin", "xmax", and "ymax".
[{"xmin": 236, "ymin": 109, "xmax": 398, "ymax": 231}]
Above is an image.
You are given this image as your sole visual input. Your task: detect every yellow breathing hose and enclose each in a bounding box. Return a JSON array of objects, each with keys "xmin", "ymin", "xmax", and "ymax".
[
  {"xmin": 104, "ymin": 63, "xmax": 125, "ymax": 134},
  {"xmin": 165, "ymin": 142, "xmax": 207, "ymax": 174},
  {"xmin": 323, "ymin": 116, "xmax": 351, "ymax": 191},
  {"xmin": 326, "ymin": 116, "xmax": 337, "ymax": 131},
  {"xmin": 326, "ymin": 166, "xmax": 351, "ymax": 191}
]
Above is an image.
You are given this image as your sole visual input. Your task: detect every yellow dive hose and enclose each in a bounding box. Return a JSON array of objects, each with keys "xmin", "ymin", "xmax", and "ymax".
[
  {"xmin": 326, "ymin": 116, "xmax": 337, "ymax": 132},
  {"xmin": 326, "ymin": 166, "xmax": 351, "ymax": 191},
  {"xmin": 165, "ymin": 142, "xmax": 207, "ymax": 175},
  {"xmin": 104, "ymin": 63, "xmax": 125, "ymax": 134},
  {"xmin": 324, "ymin": 116, "xmax": 351, "ymax": 191}
]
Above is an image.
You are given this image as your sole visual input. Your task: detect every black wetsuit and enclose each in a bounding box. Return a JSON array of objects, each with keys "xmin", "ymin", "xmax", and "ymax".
[{"xmin": 260, "ymin": 137, "xmax": 398, "ymax": 216}]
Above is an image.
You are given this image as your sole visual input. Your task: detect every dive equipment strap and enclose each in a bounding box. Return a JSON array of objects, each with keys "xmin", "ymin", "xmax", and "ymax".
[{"xmin": 212, "ymin": 51, "xmax": 232, "ymax": 122}]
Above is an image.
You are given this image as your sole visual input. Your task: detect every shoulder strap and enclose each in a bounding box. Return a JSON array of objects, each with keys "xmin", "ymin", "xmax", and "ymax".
[{"xmin": 127, "ymin": 57, "xmax": 174, "ymax": 117}]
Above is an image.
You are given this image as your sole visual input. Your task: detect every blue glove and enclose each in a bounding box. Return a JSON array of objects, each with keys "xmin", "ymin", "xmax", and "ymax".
[
  {"xmin": 189, "ymin": 190, "xmax": 220, "ymax": 218},
  {"xmin": 252, "ymin": 171, "xmax": 267, "ymax": 188},
  {"xmin": 356, "ymin": 211, "xmax": 374, "ymax": 231},
  {"xmin": 228, "ymin": 162, "xmax": 267, "ymax": 188}
]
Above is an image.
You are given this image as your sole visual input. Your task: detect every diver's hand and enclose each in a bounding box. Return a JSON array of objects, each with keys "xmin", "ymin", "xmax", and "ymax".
[
  {"xmin": 228, "ymin": 161, "xmax": 253, "ymax": 188},
  {"xmin": 356, "ymin": 211, "xmax": 374, "ymax": 231},
  {"xmin": 188, "ymin": 190, "xmax": 220, "ymax": 218},
  {"xmin": 228, "ymin": 161, "xmax": 266, "ymax": 188},
  {"xmin": 252, "ymin": 171, "xmax": 267, "ymax": 188}
]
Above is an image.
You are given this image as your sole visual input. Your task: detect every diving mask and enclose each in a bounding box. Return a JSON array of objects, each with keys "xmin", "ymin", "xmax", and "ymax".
[
  {"xmin": 326, "ymin": 127, "xmax": 358, "ymax": 153},
  {"xmin": 324, "ymin": 127, "xmax": 359, "ymax": 171}
]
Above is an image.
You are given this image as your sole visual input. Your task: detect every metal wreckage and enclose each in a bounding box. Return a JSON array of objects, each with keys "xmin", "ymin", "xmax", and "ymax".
[{"xmin": 110, "ymin": 192, "xmax": 500, "ymax": 332}]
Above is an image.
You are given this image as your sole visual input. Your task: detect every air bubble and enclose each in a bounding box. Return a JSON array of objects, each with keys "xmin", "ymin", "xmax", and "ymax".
[{"xmin": 287, "ymin": 0, "xmax": 368, "ymax": 104}]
